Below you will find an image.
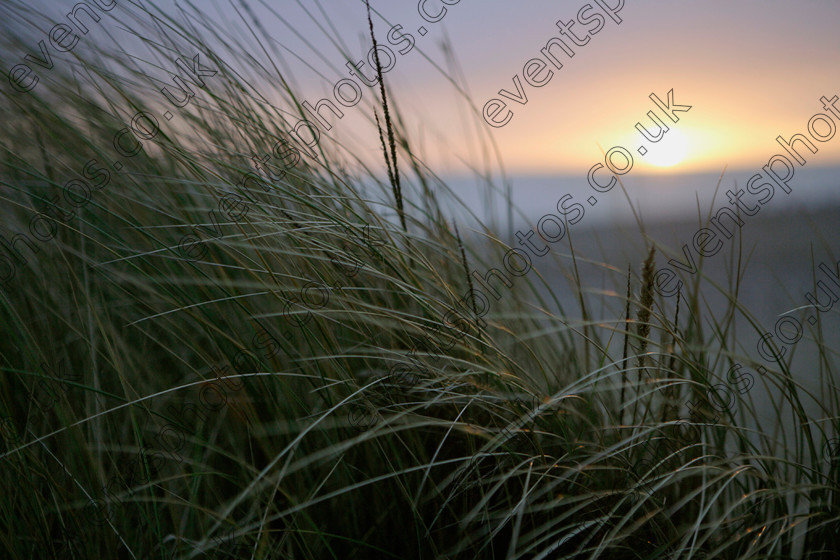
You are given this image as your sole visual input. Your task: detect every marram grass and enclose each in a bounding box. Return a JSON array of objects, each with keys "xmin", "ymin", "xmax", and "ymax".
[{"xmin": 0, "ymin": 1, "xmax": 838, "ymax": 559}]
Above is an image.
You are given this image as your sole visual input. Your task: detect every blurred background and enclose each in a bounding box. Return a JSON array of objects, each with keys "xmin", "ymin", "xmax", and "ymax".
[
  {"xmin": 4, "ymin": 0, "xmax": 839, "ymax": 402},
  {"xmin": 4, "ymin": 0, "xmax": 840, "ymax": 434}
]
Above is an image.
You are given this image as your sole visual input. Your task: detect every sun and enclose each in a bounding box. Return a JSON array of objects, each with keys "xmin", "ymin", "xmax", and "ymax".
[{"xmin": 642, "ymin": 128, "xmax": 689, "ymax": 168}]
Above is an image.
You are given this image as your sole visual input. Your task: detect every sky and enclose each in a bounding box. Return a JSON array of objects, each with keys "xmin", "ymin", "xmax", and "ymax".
[
  {"xmin": 6, "ymin": 0, "xmax": 840, "ymax": 178},
  {"xmin": 194, "ymin": 0, "xmax": 840, "ymax": 176}
]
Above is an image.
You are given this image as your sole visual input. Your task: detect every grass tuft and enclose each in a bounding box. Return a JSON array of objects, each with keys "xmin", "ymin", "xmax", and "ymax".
[{"xmin": 0, "ymin": 2, "xmax": 837, "ymax": 558}]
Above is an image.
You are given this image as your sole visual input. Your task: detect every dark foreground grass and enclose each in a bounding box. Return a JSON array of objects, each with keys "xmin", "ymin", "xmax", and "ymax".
[{"xmin": 0, "ymin": 1, "xmax": 838, "ymax": 558}]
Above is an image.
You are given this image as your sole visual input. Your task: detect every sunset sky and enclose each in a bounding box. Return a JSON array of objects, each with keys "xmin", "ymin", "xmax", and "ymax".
[
  {"xmin": 11, "ymin": 0, "xmax": 840, "ymax": 176},
  {"xmin": 230, "ymin": 0, "xmax": 840, "ymax": 175}
]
